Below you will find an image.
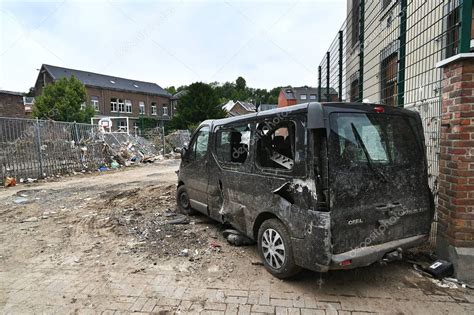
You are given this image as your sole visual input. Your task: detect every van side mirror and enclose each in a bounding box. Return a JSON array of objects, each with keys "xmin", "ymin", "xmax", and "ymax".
[{"xmin": 180, "ymin": 146, "xmax": 188, "ymax": 159}]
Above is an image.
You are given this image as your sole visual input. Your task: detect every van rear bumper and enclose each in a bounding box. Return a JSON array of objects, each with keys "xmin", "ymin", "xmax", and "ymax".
[{"xmin": 329, "ymin": 234, "xmax": 429, "ymax": 270}]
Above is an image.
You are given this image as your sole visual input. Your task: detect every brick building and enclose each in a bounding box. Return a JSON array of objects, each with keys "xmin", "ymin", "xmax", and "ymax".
[
  {"xmin": 34, "ymin": 64, "xmax": 172, "ymax": 131},
  {"xmin": 0, "ymin": 90, "xmax": 26, "ymax": 118},
  {"xmin": 277, "ymin": 86, "xmax": 338, "ymax": 107}
]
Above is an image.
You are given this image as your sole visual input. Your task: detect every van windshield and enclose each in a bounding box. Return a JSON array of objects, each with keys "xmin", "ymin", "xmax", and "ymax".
[{"xmin": 328, "ymin": 113, "xmax": 423, "ymax": 168}]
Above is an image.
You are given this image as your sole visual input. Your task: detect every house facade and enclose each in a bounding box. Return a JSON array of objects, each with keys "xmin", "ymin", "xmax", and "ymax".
[
  {"xmin": 277, "ymin": 86, "xmax": 338, "ymax": 107},
  {"xmin": 222, "ymin": 100, "xmax": 256, "ymax": 117},
  {"xmin": 0, "ymin": 90, "xmax": 26, "ymax": 118},
  {"xmin": 34, "ymin": 64, "xmax": 172, "ymax": 131}
]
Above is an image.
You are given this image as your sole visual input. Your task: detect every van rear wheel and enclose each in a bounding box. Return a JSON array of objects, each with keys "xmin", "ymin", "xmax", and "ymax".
[
  {"xmin": 177, "ymin": 185, "xmax": 195, "ymax": 215},
  {"xmin": 257, "ymin": 219, "xmax": 301, "ymax": 279}
]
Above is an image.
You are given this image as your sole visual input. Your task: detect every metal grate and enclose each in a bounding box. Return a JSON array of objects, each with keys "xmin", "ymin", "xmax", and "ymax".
[
  {"xmin": 316, "ymin": 0, "xmax": 473, "ymax": 247},
  {"xmin": 0, "ymin": 117, "xmax": 106, "ymax": 183}
]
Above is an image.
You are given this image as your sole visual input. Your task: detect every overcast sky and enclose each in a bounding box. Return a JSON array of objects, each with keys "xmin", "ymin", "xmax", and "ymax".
[{"xmin": 1, "ymin": 0, "xmax": 346, "ymax": 92}]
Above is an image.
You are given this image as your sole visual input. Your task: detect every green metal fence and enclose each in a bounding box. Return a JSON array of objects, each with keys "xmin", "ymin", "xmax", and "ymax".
[{"xmin": 317, "ymin": 0, "xmax": 473, "ymax": 246}]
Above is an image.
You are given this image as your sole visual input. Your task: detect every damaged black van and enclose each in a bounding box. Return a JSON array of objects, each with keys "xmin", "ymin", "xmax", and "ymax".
[{"xmin": 176, "ymin": 102, "xmax": 434, "ymax": 278}]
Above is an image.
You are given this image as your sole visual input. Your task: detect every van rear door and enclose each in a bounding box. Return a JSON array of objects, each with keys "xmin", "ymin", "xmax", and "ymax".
[{"xmin": 327, "ymin": 111, "xmax": 433, "ymax": 255}]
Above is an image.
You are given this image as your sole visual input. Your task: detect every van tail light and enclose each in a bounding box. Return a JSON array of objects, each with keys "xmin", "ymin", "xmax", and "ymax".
[
  {"xmin": 340, "ymin": 259, "xmax": 352, "ymax": 267},
  {"xmin": 374, "ymin": 106, "xmax": 385, "ymax": 113}
]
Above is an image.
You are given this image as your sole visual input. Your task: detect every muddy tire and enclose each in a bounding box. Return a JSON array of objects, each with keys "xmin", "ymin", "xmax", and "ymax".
[
  {"xmin": 176, "ymin": 185, "xmax": 195, "ymax": 215},
  {"xmin": 257, "ymin": 219, "xmax": 301, "ymax": 279}
]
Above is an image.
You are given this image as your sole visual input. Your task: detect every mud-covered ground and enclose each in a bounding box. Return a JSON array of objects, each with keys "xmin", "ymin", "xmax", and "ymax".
[{"xmin": 0, "ymin": 160, "xmax": 473, "ymax": 314}]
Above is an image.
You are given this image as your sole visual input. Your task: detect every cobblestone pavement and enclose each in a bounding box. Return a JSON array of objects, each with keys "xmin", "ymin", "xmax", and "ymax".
[{"xmin": 0, "ymin": 161, "xmax": 473, "ymax": 315}]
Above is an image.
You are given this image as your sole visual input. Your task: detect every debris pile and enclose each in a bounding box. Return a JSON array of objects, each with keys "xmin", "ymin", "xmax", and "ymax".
[
  {"xmin": 101, "ymin": 133, "xmax": 160, "ymax": 166},
  {"xmin": 165, "ymin": 130, "xmax": 191, "ymax": 151},
  {"xmin": 91, "ymin": 185, "xmax": 248, "ymax": 274}
]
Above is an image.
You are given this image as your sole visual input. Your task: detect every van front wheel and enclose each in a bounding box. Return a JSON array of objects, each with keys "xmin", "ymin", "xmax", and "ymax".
[
  {"xmin": 176, "ymin": 185, "xmax": 195, "ymax": 215},
  {"xmin": 257, "ymin": 219, "xmax": 301, "ymax": 279}
]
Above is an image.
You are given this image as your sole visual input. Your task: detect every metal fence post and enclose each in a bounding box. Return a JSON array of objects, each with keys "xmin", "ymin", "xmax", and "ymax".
[
  {"xmin": 460, "ymin": 0, "xmax": 473, "ymax": 53},
  {"xmin": 339, "ymin": 30, "xmax": 343, "ymax": 102},
  {"xmin": 397, "ymin": 0, "xmax": 407, "ymax": 107},
  {"xmin": 358, "ymin": 0, "xmax": 365, "ymax": 102},
  {"xmin": 318, "ymin": 66, "xmax": 322, "ymax": 102},
  {"xmin": 74, "ymin": 121, "xmax": 80, "ymax": 143},
  {"xmin": 35, "ymin": 118, "xmax": 44, "ymax": 178},
  {"xmin": 326, "ymin": 52, "xmax": 330, "ymax": 102}
]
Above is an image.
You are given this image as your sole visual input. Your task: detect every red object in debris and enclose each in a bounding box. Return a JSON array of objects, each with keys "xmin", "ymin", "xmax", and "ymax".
[
  {"xmin": 340, "ymin": 259, "xmax": 352, "ymax": 267},
  {"xmin": 374, "ymin": 106, "xmax": 385, "ymax": 113},
  {"xmin": 4, "ymin": 177, "xmax": 17, "ymax": 188},
  {"xmin": 210, "ymin": 242, "xmax": 221, "ymax": 249}
]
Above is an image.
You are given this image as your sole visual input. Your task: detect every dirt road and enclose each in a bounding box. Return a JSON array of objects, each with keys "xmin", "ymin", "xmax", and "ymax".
[{"xmin": 0, "ymin": 160, "xmax": 473, "ymax": 314}]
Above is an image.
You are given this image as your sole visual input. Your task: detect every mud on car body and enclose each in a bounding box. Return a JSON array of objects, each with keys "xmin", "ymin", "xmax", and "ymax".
[{"xmin": 176, "ymin": 102, "xmax": 434, "ymax": 278}]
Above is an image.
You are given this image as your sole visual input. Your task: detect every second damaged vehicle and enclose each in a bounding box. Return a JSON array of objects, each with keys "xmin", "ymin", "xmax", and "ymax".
[{"xmin": 176, "ymin": 102, "xmax": 434, "ymax": 278}]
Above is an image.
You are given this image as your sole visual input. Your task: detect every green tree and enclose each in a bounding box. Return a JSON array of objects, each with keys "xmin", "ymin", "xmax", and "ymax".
[
  {"xmin": 26, "ymin": 87, "xmax": 35, "ymax": 97},
  {"xmin": 170, "ymin": 82, "xmax": 226, "ymax": 130},
  {"xmin": 33, "ymin": 76, "xmax": 94, "ymax": 123},
  {"xmin": 236, "ymin": 76, "xmax": 246, "ymax": 90},
  {"xmin": 165, "ymin": 86, "xmax": 177, "ymax": 94}
]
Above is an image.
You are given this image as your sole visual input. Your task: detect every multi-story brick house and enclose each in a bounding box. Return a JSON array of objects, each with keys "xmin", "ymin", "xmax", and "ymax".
[
  {"xmin": 278, "ymin": 86, "xmax": 338, "ymax": 107},
  {"xmin": 34, "ymin": 64, "xmax": 172, "ymax": 131},
  {"xmin": 0, "ymin": 90, "xmax": 26, "ymax": 118}
]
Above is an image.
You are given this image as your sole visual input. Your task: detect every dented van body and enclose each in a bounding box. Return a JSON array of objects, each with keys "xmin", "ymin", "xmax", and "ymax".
[{"xmin": 177, "ymin": 102, "xmax": 434, "ymax": 278}]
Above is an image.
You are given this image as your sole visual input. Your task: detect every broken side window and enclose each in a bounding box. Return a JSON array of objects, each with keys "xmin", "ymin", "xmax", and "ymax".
[
  {"xmin": 188, "ymin": 126, "xmax": 209, "ymax": 160},
  {"xmin": 215, "ymin": 124, "xmax": 250, "ymax": 164},
  {"xmin": 256, "ymin": 120, "xmax": 296, "ymax": 170}
]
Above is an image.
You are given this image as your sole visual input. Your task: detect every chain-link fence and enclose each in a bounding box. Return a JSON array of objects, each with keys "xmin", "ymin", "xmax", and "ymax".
[
  {"xmin": 0, "ymin": 117, "xmax": 106, "ymax": 183},
  {"xmin": 317, "ymin": 0, "xmax": 473, "ymax": 246}
]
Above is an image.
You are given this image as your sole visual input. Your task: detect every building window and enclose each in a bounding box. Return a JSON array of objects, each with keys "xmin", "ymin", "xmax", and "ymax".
[
  {"xmin": 300, "ymin": 94, "xmax": 307, "ymax": 100},
  {"xmin": 80, "ymin": 102, "xmax": 86, "ymax": 110},
  {"xmin": 350, "ymin": 75, "xmax": 359, "ymax": 102},
  {"xmin": 163, "ymin": 106, "xmax": 168, "ymax": 116},
  {"xmin": 111, "ymin": 98, "xmax": 118, "ymax": 112},
  {"xmin": 118, "ymin": 99, "xmax": 125, "ymax": 112},
  {"xmin": 381, "ymin": 53, "xmax": 398, "ymax": 106},
  {"xmin": 125, "ymin": 99, "xmax": 132, "ymax": 113},
  {"xmin": 151, "ymin": 103, "xmax": 157, "ymax": 115},
  {"xmin": 310, "ymin": 94, "xmax": 317, "ymax": 100},
  {"xmin": 351, "ymin": 0, "xmax": 360, "ymax": 47},
  {"xmin": 139, "ymin": 101, "xmax": 145, "ymax": 114},
  {"xmin": 382, "ymin": 0, "xmax": 392, "ymax": 10},
  {"xmin": 445, "ymin": 1, "xmax": 461, "ymax": 58},
  {"xmin": 91, "ymin": 96, "xmax": 99, "ymax": 111}
]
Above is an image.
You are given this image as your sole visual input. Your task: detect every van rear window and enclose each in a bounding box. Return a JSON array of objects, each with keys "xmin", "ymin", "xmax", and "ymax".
[{"xmin": 329, "ymin": 113, "xmax": 422, "ymax": 167}]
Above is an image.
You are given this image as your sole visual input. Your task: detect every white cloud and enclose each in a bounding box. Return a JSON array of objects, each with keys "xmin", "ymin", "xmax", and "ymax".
[{"xmin": 0, "ymin": 0, "xmax": 346, "ymax": 92}]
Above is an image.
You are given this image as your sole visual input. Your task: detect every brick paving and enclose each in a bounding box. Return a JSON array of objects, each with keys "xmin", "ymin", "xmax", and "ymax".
[
  {"xmin": 0, "ymin": 163, "xmax": 473, "ymax": 314},
  {"xmin": 1, "ymin": 262, "xmax": 473, "ymax": 314}
]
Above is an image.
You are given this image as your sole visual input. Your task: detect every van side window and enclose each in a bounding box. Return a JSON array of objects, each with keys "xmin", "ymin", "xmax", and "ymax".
[
  {"xmin": 256, "ymin": 121, "xmax": 295, "ymax": 170},
  {"xmin": 216, "ymin": 124, "xmax": 250, "ymax": 164},
  {"xmin": 189, "ymin": 126, "xmax": 209, "ymax": 160}
]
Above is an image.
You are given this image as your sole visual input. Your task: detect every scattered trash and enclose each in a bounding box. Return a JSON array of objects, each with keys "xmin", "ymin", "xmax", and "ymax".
[
  {"xmin": 210, "ymin": 242, "xmax": 222, "ymax": 249},
  {"xmin": 26, "ymin": 178, "xmax": 37, "ymax": 183},
  {"xmin": 14, "ymin": 197, "xmax": 29, "ymax": 204},
  {"xmin": 223, "ymin": 229, "xmax": 254, "ymax": 246},
  {"xmin": 426, "ymin": 260, "xmax": 454, "ymax": 279},
  {"xmin": 4, "ymin": 177, "xmax": 16, "ymax": 188},
  {"xmin": 98, "ymin": 166, "xmax": 109, "ymax": 172},
  {"xmin": 251, "ymin": 261, "xmax": 264, "ymax": 266},
  {"xmin": 179, "ymin": 249, "xmax": 189, "ymax": 257},
  {"xmin": 110, "ymin": 161, "xmax": 120, "ymax": 169},
  {"xmin": 21, "ymin": 217, "xmax": 39, "ymax": 223},
  {"xmin": 165, "ymin": 216, "xmax": 189, "ymax": 225}
]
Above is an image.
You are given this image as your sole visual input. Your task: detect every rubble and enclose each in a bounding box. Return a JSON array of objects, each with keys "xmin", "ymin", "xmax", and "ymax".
[{"xmin": 165, "ymin": 130, "xmax": 191, "ymax": 151}]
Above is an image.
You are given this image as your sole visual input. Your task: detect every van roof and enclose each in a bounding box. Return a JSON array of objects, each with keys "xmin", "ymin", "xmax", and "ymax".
[{"xmin": 203, "ymin": 102, "xmax": 419, "ymax": 128}]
